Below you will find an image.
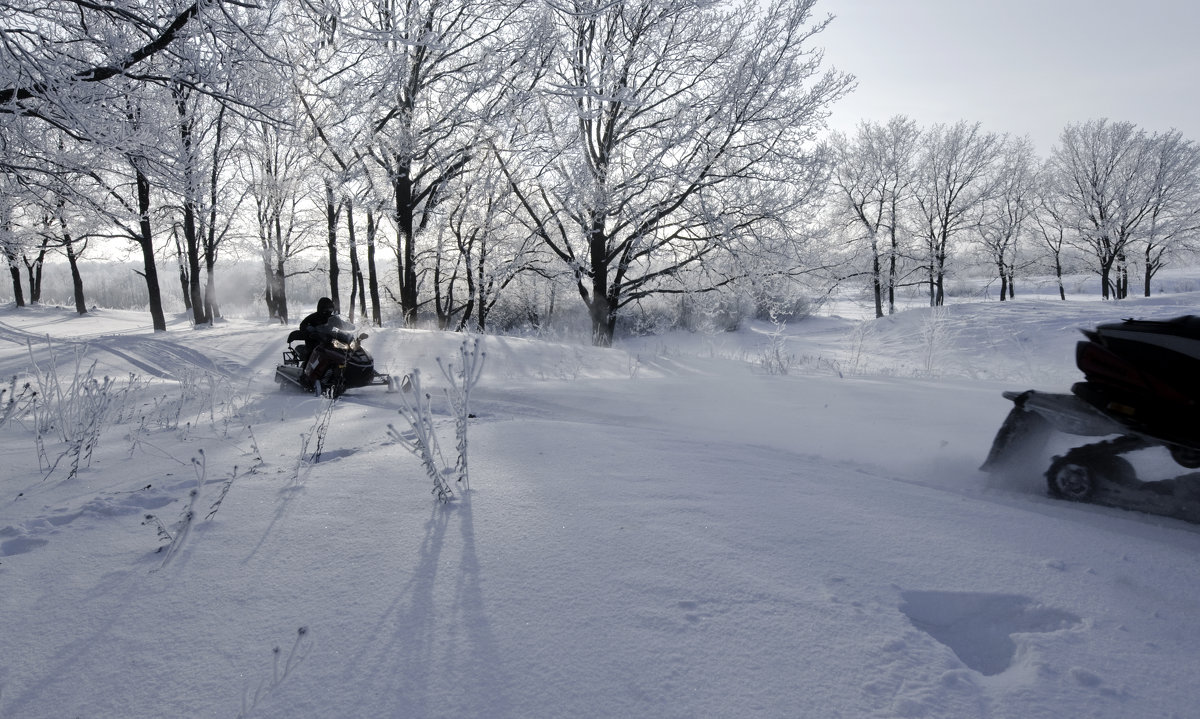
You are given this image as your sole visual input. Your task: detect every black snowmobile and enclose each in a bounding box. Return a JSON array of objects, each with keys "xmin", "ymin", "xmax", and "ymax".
[
  {"xmin": 274, "ymin": 325, "xmax": 397, "ymax": 398},
  {"xmin": 981, "ymin": 315, "xmax": 1200, "ymax": 523}
]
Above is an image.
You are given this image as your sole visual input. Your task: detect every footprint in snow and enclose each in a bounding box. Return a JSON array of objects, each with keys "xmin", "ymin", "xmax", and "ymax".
[
  {"xmin": 0, "ymin": 487, "xmax": 176, "ymax": 558},
  {"xmin": 1, "ymin": 536, "xmax": 49, "ymax": 556},
  {"xmin": 899, "ymin": 590, "xmax": 1081, "ymax": 676}
]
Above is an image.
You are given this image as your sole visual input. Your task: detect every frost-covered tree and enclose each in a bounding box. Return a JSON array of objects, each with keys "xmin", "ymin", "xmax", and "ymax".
[
  {"xmin": 288, "ymin": 2, "xmax": 358, "ymax": 317},
  {"xmin": 828, "ymin": 115, "xmax": 920, "ymax": 317},
  {"xmin": 1030, "ymin": 175, "xmax": 1072, "ymax": 302},
  {"xmin": 1, "ymin": 0, "xmax": 275, "ymax": 327},
  {"xmin": 98, "ymin": 91, "xmax": 175, "ymax": 331},
  {"xmin": 434, "ymin": 145, "xmax": 547, "ymax": 332},
  {"xmin": 155, "ymin": 4, "xmax": 280, "ymax": 325},
  {"xmin": 1139, "ymin": 130, "xmax": 1200, "ymax": 296},
  {"xmin": 0, "ymin": 0, "xmax": 209, "ymax": 328},
  {"xmin": 912, "ymin": 121, "xmax": 1002, "ymax": 307},
  {"xmin": 0, "ymin": 175, "xmax": 24, "ymax": 305},
  {"xmin": 345, "ymin": 0, "xmax": 529, "ymax": 326},
  {"xmin": 20, "ymin": 180, "xmax": 94, "ymax": 311},
  {"xmin": 167, "ymin": 78, "xmax": 244, "ymax": 325},
  {"xmin": 0, "ymin": 0, "xmax": 211, "ymax": 129},
  {"xmin": 503, "ymin": 0, "xmax": 850, "ymax": 345},
  {"xmin": 976, "ymin": 135, "xmax": 1036, "ymax": 301},
  {"xmin": 53, "ymin": 194, "xmax": 91, "ymax": 314},
  {"xmin": 1045, "ymin": 119, "xmax": 1158, "ymax": 300},
  {"xmin": 245, "ymin": 118, "xmax": 319, "ymax": 324}
]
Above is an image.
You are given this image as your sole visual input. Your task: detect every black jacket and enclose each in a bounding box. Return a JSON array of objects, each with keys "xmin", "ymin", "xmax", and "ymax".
[{"xmin": 299, "ymin": 311, "xmax": 353, "ymax": 345}]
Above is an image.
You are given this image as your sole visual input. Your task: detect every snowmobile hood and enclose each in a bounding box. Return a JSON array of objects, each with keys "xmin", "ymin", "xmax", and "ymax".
[{"xmin": 1083, "ymin": 315, "xmax": 1200, "ymax": 361}]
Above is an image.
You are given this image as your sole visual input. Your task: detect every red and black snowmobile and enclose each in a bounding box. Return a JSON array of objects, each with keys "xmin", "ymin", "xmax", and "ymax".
[
  {"xmin": 981, "ymin": 315, "xmax": 1200, "ymax": 523},
  {"xmin": 274, "ymin": 325, "xmax": 396, "ymax": 398}
]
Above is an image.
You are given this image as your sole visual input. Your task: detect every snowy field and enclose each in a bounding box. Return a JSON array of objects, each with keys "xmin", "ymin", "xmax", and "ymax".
[{"xmin": 2, "ymin": 289, "xmax": 1200, "ymax": 719}]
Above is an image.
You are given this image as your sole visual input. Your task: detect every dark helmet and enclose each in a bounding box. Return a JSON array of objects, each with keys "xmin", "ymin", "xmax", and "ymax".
[{"xmin": 317, "ymin": 297, "xmax": 334, "ymax": 313}]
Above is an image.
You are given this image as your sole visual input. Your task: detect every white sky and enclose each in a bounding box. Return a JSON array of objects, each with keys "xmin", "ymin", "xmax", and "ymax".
[{"xmin": 817, "ymin": 0, "xmax": 1200, "ymax": 154}]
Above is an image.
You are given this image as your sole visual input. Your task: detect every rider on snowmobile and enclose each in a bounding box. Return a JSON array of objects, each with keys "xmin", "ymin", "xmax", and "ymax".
[
  {"xmin": 297, "ymin": 297, "xmax": 356, "ymax": 386},
  {"xmin": 299, "ymin": 298, "xmax": 352, "ymax": 348}
]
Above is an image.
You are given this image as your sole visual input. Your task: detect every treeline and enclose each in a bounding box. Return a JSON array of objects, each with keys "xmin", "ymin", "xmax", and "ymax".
[
  {"xmin": 827, "ymin": 117, "xmax": 1200, "ymax": 318},
  {"xmin": 1, "ymin": 1, "xmax": 1196, "ymax": 342},
  {"xmin": 0, "ymin": 0, "xmax": 853, "ymax": 344}
]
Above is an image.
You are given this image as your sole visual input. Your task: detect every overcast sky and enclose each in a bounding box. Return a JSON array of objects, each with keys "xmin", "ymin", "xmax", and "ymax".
[{"xmin": 817, "ymin": 0, "xmax": 1200, "ymax": 154}]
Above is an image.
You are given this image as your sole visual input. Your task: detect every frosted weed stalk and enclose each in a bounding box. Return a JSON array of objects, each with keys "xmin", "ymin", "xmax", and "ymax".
[
  {"xmin": 237, "ymin": 627, "xmax": 312, "ymax": 719},
  {"xmin": 920, "ymin": 308, "xmax": 951, "ymax": 377},
  {"xmin": 388, "ymin": 370, "xmax": 453, "ymax": 501},
  {"xmin": 388, "ymin": 339, "xmax": 485, "ymax": 502},
  {"xmin": 758, "ymin": 321, "xmax": 796, "ymax": 376},
  {"xmin": 142, "ymin": 450, "xmax": 206, "ymax": 569},
  {"xmin": 845, "ymin": 320, "xmax": 875, "ymax": 376},
  {"xmin": 438, "ymin": 338, "xmax": 485, "ymax": 493},
  {"xmin": 288, "ymin": 396, "xmax": 337, "ymax": 484},
  {"xmin": 539, "ymin": 346, "xmax": 583, "ymax": 381},
  {"xmin": 129, "ymin": 368, "xmax": 250, "ymax": 437},
  {"xmin": 0, "ymin": 375, "xmax": 37, "ymax": 429},
  {"xmin": 24, "ymin": 339, "xmax": 140, "ymax": 480},
  {"xmin": 141, "ymin": 446, "xmax": 254, "ymax": 568},
  {"xmin": 175, "ymin": 367, "xmax": 254, "ymax": 437}
]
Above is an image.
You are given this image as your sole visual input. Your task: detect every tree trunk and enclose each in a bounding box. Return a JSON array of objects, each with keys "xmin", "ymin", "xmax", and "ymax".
[
  {"xmin": 870, "ymin": 234, "xmax": 883, "ymax": 319},
  {"xmin": 259, "ymin": 229, "xmax": 273, "ymax": 318},
  {"xmin": 261, "ymin": 256, "xmax": 279, "ymax": 321},
  {"xmin": 325, "ymin": 180, "xmax": 340, "ymax": 311},
  {"xmin": 23, "ymin": 239, "xmax": 47, "ymax": 303},
  {"xmin": 433, "ymin": 239, "xmax": 451, "ymax": 330},
  {"xmin": 934, "ymin": 243, "xmax": 946, "ymax": 307},
  {"xmin": 2, "ymin": 214, "xmax": 22, "ymax": 306},
  {"xmin": 174, "ymin": 232, "xmax": 191, "ymax": 310},
  {"xmin": 474, "ymin": 236, "xmax": 491, "ymax": 332},
  {"xmin": 178, "ymin": 261, "xmax": 191, "ymax": 310},
  {"xmin": 393, "ymin": 159, "xmax": 418, "ymax": 325},
  {"xmin": 135, "ymin": 162, "xmax": 168, "ymax": 331},
  {"xmin": 265, "ymin": 212, "xmax": 290, "ymax": 324},
  {"xmin": 59, "ymin": 217, "xmax": 87, "ymax": 315},
  {"xmin": 174, "ymin": 87, "xmax": 207, "ymax": 325},
  {"xmin": 927, "ymin": 263, "xmax": 936, "ymax": 307},
  {"xmin": 204, "ymin": 269, "xmax": 218, "ymax": 321},
  {"xmin": 456, "ymin": 232, "xmax": 482, "ymax": 333},
  {"xmin": 183, "ymin": 203, "xmax": 206, "ymax": 324},
  {"xmin": 887, "ymin": 221, "xmax": 899, "ymax": 315},
  {"xmin": 346, "ymin": 200, "xmax": 365, "ymax": 323},
  {"xmin": 274, "ymin": 258, "xmax": 289, "ymax": 324},
  {"xmin": 65, "ymin": 239, "xmax": 87, "ymax": 315},
  {"xmin": 203, "ymin": 104, "xmax": 226, "ymax": 321},
  {"xmin": 7, "ymin": 262, "xmax": 23, "ymax": 307},
  {"xmin": 887, "ymin": 245, "xmax": 897, "ymax": 315},
  {"xmin": 366, "ymin": 208, "xmax": 381, "ymax": 326},
  {"xmin": 204, "ymin": 254, "xmax": 219, "ymax": 321},
  {"xmin": 587, "ymin": 214, "xmax": 615, "ymax": 347}
]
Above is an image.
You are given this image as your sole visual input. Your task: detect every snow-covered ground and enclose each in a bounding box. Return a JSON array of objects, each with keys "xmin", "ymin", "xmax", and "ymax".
[{"xmin": 2, "ymin": 291, "xmax": 1199, "ymax": 719}]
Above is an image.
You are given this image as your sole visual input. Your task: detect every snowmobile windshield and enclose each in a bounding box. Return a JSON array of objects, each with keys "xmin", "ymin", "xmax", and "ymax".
[{"xmin": 309, "ymin": 322, "xmax": 356, "ymax": 344}]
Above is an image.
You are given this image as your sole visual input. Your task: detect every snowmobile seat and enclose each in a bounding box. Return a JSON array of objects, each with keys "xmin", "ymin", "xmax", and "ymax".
[{"xmin": 284, "ymin": 329, "xmax": 312, "ymax": 365}]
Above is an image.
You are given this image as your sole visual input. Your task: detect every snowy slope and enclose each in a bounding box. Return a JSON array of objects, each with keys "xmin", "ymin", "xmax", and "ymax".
[{"xmin": 2, "ymin": 294, "xmax": 1200, "ymax": 719}]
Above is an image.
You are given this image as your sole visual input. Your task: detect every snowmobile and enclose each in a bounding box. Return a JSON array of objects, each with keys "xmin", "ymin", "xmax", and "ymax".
[
  {"xmin": 981, "ymin": 315, "xmax": 1200, "ymax": 523},
  {"xmin": 274, "ymin": 325, "xmax": 397, "ymax": 398}
]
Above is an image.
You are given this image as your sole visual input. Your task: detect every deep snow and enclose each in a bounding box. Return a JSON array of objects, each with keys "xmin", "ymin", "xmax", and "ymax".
[{"xmin": 2, "ymin": 290, "xmax": 1200, "ymax": 719}]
